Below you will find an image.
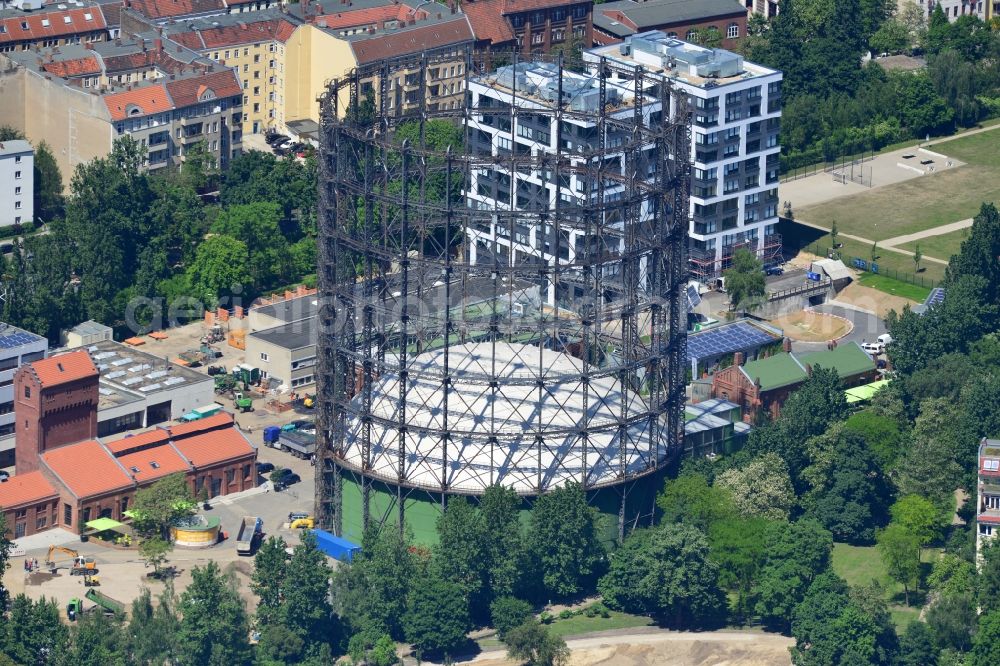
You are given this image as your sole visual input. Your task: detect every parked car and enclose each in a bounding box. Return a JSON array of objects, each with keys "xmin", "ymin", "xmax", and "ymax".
[
  {"xmin": 284, "ymin": 473, "xmax": 301, "ymax": 486},
  {"xmin": 861, "ymin": 342, "xmax": 884, "ymax": 355},
  {"xmin": 265, "ymin": 133, "xmax": 288, "ymax": 146},
  {"xmin": 287, "ymin": 419, "xmax": 314, "ymax": 432},
  {"xmin": 877, "ymin": 333, "xmax": 893, "ymax": 346},
  {"xmin": 765, "ymin": 265, "xmax": 784, "ymax": 276},
  {"xmin": 256, "ymin": 461, "xmax": 275, "ymax": 475}
]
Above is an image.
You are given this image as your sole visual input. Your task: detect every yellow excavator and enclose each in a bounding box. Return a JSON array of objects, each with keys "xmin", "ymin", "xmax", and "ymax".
[{"xmin": 45, "ymin": 546, "xmax": 99, "ymax": 576}]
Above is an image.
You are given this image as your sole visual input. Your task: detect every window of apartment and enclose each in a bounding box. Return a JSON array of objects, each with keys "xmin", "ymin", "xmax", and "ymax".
[
  {"xmin": 727, "ymin": 23, "xmax": 739, "ymax": 39},
  {"xmin": 23, "ymin": 385, "xmax": 30, "ymax": 398},
  {"xmin": 260, "ymin": 352, "xmax": 269, "ymax": 362},
  {"xmin": 269, "ymin": 43, "xmax": 275, "ymax": 52},
  {"xmin": 268, "ymin": 59, "xmax": 275, "ymax": 69},
  {"xmin": 253, "ymin": 86, "xmax": 260, "ymax": 96},
  {"xmin": 243, "ymin": 63, "xmax": 249, "ymax": 73},
  {"xmin": 0, "ymin": 401, "xmax": 13, "ymax": 415},
  {"xmin": 253, "ymin": 103, "xmax": 260, "ymax": 113},
  {"xmin": 985, "ymin": 459, "xmax": 1000, "ymax": 471},
  {"xmin": 14, "ymin": 155, "xmax": 20, "ymax": 164},
  {"xmin": 253, "ymin": 54, "xmax": 260, "ymax": 63},
  {"xmin": 213, "ymin": 51, "xmax": 219, "ymax": 59},
  {"xmin": 254, "ymin": 70, "xmax": 260, "ymax": 79},
  {"xmin": 226, "ymin": 469, "xmax": 236, "ymax": 484},
  {"xmin": 745, "ymin": 192, "xmax": 759, "ymax": 206},
  {"xmin": 573, "ymin": 5, "xmax": 586, "ymax": 18},
  {"xmin": 686, "ymin": 30, "xmax": 698, "ymax": 41},
  {"xmin": 13, "ymin": 201, "xmax": 19, "ymax": 210},
  {"xmin": 224, "ymin": 50, "xmax": 230, "ymax": 59},
  {"xmin": 14, "ymin": 186, "xmax": 20, "ymax": 195},
  {"xmin": 243, "ymin": 48, "xmax": 249, "ymax": 56},
  {"xmin": 531, "ymin": 31, "xmax": 543, "ymax": 45},
  {"xmin": 13, "ymin": 171, "xmax": 20, "ymax": 179},
  {"xmin": 36, "ymin": 514, "xmax": 47, "ymax": 530}
]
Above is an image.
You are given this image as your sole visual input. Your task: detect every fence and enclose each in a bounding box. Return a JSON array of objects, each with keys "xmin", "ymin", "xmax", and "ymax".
[
  {"xmin": 781, "ymin": 149, "xmax": 877, "ymax": 183},
  {"xmin": 805, "ymin": 244, "xmax": 937, "ymax": 290}
]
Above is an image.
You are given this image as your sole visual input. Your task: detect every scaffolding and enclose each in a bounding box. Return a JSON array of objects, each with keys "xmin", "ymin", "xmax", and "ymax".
[{"xmin": 315, "ymin": 49, "xmax": 691, "ymax": 542}]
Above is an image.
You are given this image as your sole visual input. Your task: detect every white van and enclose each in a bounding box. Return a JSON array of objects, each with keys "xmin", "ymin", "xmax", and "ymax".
[
  {"xmin": 862, "ymin": 342, "xmax": 884, "ymax": 355},
  {"xmin": 877, "ymin": 333, "xmax": 893, "ymax": 346}
]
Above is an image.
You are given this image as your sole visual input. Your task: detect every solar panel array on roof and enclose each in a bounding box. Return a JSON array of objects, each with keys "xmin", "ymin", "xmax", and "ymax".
[
  {"xmin": 687, "ymin": 321, "xmax": 779, "ymax": 361},
  {"xmin": 140, "ymin": 384, "xmax": 162, "ymax": 392},
  {"xmin": 0, "ymin": 330, "xmax": 42, "ymax": 348},
  {"xmin": 105, "ymin": 370, "xmax": 126, "ymax": 380}
]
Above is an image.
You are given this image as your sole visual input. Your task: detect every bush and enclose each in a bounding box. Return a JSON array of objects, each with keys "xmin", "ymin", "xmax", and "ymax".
[
  {"xmin": 558, "ymin": 609, "xmax": 573, "ymax": 620},
  {"xmin": 490, "ymin": 597, "xmax": 534, "ymax": 640},
  {"xmin": 539, "ymin": 611, "xmax": 554, "ymax": 625}
]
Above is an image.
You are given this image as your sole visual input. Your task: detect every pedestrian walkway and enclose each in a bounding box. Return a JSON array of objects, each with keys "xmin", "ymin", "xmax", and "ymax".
[
  {"xmin": 12, "ymin": 527, "xmax": 79, "ymax": 555},
  {"xmin": 793, "ymin": 220, "xmax": 949, "ymax": 265},
  {"xmin": 879, "ymin": 218, "xmax": 973, "ymax": 248}
]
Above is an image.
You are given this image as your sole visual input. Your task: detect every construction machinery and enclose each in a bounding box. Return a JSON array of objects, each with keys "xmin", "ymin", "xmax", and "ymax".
[
  {"xmin": 67, "ymin": 597, "xmax": 83, "ymax": 621},
  {"xmin": 85, "ymin": 589, "xmax": 124, "ymax": 616},
  {"xmin": 232, "ymin": 363, "xmax": 261, "ymax": 387},
  {"xmin": 202, "ymin": 324, "xmax": 224, "ymax": 344},
  {"xmin": 234, "ymin": 392, "xmax": 253, "ymax": 413},
  {"xmin": 289, "ymin": 513, "xmax": 315, "ymax": 529},
  {"xmin": 83, "ymin": 574, "xmax": 100, "ymax": 587},
  {"xmin": 46, "ymin": 546, "xmax": 98, "ymax": 576},
  {"xmin": 214, "ymin": 374, "xmax": 238, "ymax": 394},
  {"xmin": 175, "ymin": 350, "xmax": 207, "ymax": 367},
  {"xmin": 236, "ymin": 516, "xmax": 263, "ymax": 555}
]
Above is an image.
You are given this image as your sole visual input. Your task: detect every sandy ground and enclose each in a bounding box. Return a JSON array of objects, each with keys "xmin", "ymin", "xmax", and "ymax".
[
  {"xmin": 832, "ymin": 282, "xmax": 915, "ymax": 319},
  {"xmin": 446, "ymin": 630, "xmax": 793, "ymax": 666},
  {"xmin": 769, "ymin": 310, "xmax": 852, "ymax": 342}
]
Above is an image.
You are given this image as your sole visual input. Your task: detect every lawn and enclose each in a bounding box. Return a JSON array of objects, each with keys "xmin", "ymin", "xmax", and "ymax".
[
  {"xmin": 898, "ymin": 226, "xmax": 970, "ymax": 262},
  {"xmin": 856, "ymin": 273, "xmax": 932, "ymax": 303},
  {"xmin": 545, "ymin": 610, "xmax": 652, "ymax": 639},
  {"xmin": 831, "ymin": 543, "xmax": 941, "ymax": 631},
  {"xmin": 796, "ymin": 164, "xmax": 1000, "ymax": 242},
  {"xmin": 779, "ymin": 219, "xmax": 946, "ymax": 284}
]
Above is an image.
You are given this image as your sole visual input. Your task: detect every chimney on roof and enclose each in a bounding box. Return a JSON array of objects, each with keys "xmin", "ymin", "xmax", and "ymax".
[
  {"xmin": 782, "ymin": 337, "xmax": 792, "ymax": 352},
  {"xmin": 450, "ymin": 0, "xmax": 455, "ymax": 13},
  {"xmin": 176, "ymin": 44, "xmax": 182, "ymax": 52},
  {"xmin": 734, "ymin": 352, "xmax": 745, "ymax": 366},
  {"xmin": 154, "ymin": 37, "xmax": 162, "ymax": 52},
  {"xmin": 36, "ymin": 57, "xmax": 43, "ymax": 67}
]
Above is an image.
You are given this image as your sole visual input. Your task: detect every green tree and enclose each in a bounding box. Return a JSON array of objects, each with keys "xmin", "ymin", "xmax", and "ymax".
[
  {"xmin": 131, "ymin": 472, "xmax": 196, "ymax": 540},
  {"xmin": 876, "ymin": 523, "xmax": 921, "ymax": 605},
  {"xmin": 896, "ymin": 397, "xmax": 966, "ymax": 511},
  {"xmin": 708, "ymin": 517, "xmax": 773, "ymax": 623},
  {"xmin": 176, "ymin": 561, "xmax": 253, "ymax": 666},
  {"xmin": 656, "ymin": 472, "xmax": 735, "ymax": 532},
  {"xmin": 891, "ymin": 494, "xmax": 945, "ymax": 550},
  {"xmin": 598, "ymin": 524, "xmax": 726, "ymax": 627},
  {"xmin": 282, "ymin": 531, "xmax": 336, "ymax": 647},
  {"xmin": 928, "ymin": 553, "xmax": 975, "ymax": 598},
  {"xmin": 251, "ymin": 535, "xmax": 288, "ymax": 627},
  {"xmin": 949, "ymin": 203, "xmax": 1000, "ymax": 307},
  {"xmin": 0, "ymin": 126, "xmax": 24, "ymax": 140},
  {"xmin": 754, "ymin": 520, "xmax": 833, "ymax": 632},
  {"xmin": 971, "ymin": 610, "xmax": 1000, "ymax": 666},
  {"xmin": 211, "ymin": 202, "xmax": 286, "ymax": 291},
  {"xmin": 842, "ymin": 409, "xmax": 906, "ymax": 471},
  {"xmin": 927, "ymin": 592, "xmax": 976, "ymax": 653},
  {"xmin": 870, "ymin": 19, "xmax": 910, "ymax": 54},
  {"xmin": 913, "ymin": 243, "xmax": 922, "ymax": 272},
  {"xmin": 723, "ymin": 248, "xmax": 766, "ymax": 313},
  {"xmin": 33, "ymin": 141, "xmax": 64, "ymax": 222},
  {"xmin": 256, "ymin": 623, "xmax": 305, "ymax": 665},
  {"xmin": 435, "ymin": 496, "xmax": 489, "ymax": 620},
  {"xmin": 898, "ymin": 621, "xmax": 938, "ymax": 666},
  {"xmin": 56, "ymin": 610, "xmax": 127, "ymax": 666},
  {"xmin": 504, "ymin": 620, "xmax": 569, "ymax": 666},
  {"xmin": 138, "ymin": 537, "xmax": 171, "ymax": 579},
  {"xmin": 403, "ymin": 564, "xmax": 470, "ymax": 658},
  {"xmin": 334, "ymin": 524, "xmax": 415, "ymax": 640},
  {"xmin": 490, "ymin": 597, "xmax": 534, "ymax": 640},
  {"xmin": 0, "ymin": 512, "xmax": 11, "ymax": 603},
  {"xmin": 127, "ymin": 586, "xmax": 179, "ymax": 665},
  {"xmin": 186, "ymin": 234, "xmax": 252, "ymax": 308},
  {"xmin": 4, "ymin": 595, "xmax": 67, "ymax": 665},
  {"xmin": 715, "ymin": 453, "xmax": 795, "ymax": 521},
  {"xmin": 528, "ymin": 482, "xmax": 604, "ymax": 599},
  {"xmin": 695, "ymin": 25, "xmax": 724, "ymax": 49},
  {"xmin": 480, "ymin": 484, "xmax": 526, "ymax": 600}
]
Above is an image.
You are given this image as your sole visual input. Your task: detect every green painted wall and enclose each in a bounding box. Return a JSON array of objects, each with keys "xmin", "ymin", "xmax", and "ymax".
[{"xmin": 337, "ymin": 466, "xmax": 664, "ymax": 547}]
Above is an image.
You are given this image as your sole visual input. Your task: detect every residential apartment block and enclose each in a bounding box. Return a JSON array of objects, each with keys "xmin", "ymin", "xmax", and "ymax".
[
  {"xmin": 0, "ymin": 322, "xmax": 47, "ymax": 467},
  {"xmin": 930, "ymin": 0, "xmax": 988, "ymax": 19},
  {"xmin": 592, "ymin": 0, "xmax": 748, "ymax": 49},
  {"xmin": 0, "ymin": 139, "xmax": 32, "ymax": 228},
  {"xmin": 158, "ymin": 11, "xmax": 299, "ymax": 135},
  {"xmin": 0, "ymin": 34, "xmax": 243, "ymax": 180},
  {"xmin": 588, "ymin": 32, "xmax": 783, "ymax": 279},
  {"xmin": 0, "ymin": 1, "xmax": 112, "ymax": 53},
  {"xmin": 463, "ymin": 0, "xmax": 593, "ymax": 56},
  {"xmin": 978, "ymin": 438, "xmax": 1000, "ymax": 556},
  {"xmin": 745, "ymin": 0, "xmax": 779, "ymax": 18}
]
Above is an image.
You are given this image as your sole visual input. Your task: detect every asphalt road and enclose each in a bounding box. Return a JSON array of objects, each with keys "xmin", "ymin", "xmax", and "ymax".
[{"xmin": 791, "ymin": 302, "xmax": 888, "ymax": 353}]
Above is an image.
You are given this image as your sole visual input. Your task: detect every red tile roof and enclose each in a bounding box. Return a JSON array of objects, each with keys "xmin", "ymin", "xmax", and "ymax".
[
  {"xmin": 165, "ymin": 411, "xmax": 234, "ymax": 437},
  {"xmin": 463, "ymin": 0, "xmax": 515, "ymax": 44},
  {"xmin": 164, "ymin": 69, "xmax": 242, "ymax": 107},
  {"xmin": 0, "ymin": 6, "xmax": 108, "ymax": 45},
  {"xmin": 103, "ymin": 83, "xmax": 173, "ymax": 121},
  {"xmin": 104, "ymin": 428, "xmax": 171, "ymax": 454},
  {"xmin": 42, "ymin": 440, "xmax": 134, "ymax": 498},
  {"xmin": 117, "ymin": 443, "xmax": 191, "ymax": 483},
  {"xmin": 29, "ymin": 351, "xmax": 98, "ymax": 388},
  {"xmin": 351, "ymin": 17, "xmax": 474, "ymax": 63},
  {"xmin": 124, "ymin": 0, "xmax": 226, "ymax": 20},
  {"xmin": 500, "ymin": 0, "xmax": 584, "ymax": 12},
  {"xmin": 314, "ymin": 5, "xmax": 427, "ymax": 31},
  {"xmin": 0, "ymin": 471, "xmax": 58, "ymax": 509},
  {"xmin": 172, "ymin": 425, "xmax": 256, "ymax": 468},
  {"xmin": 173, "ymin": 18, "xmax": 299, "ymax": 50},
  {"xmin": 41, "ymin": 56, "xmax": 101, "ymax": 78}
]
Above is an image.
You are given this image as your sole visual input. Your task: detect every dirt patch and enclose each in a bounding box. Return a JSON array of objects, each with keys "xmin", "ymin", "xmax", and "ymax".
[
  {"xmin": 462, "ymin": 631, "xmax": 793, "ymax": 666},
  {"xmin": 834, "ymin": 282, "xmax": 914, "ymax": 319},
  {"xmin": 769, "ymin": 310, "xmax": 852, "ymax": 342}
]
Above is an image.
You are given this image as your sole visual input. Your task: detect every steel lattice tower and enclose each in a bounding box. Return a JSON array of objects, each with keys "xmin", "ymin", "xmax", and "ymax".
[{"xmin": 315, "ymin": 50, "xmax": 691, "ymax": 544}]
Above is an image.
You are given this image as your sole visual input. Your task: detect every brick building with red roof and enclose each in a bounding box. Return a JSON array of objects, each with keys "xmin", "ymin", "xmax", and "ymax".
[
  {"xmin": 0, "ymin": 3, "xmax": 111, "ymax": 53},
  {"xmin": 1, "ymin": 355, "xmax": 256, "ymax": 540},
  {"xmin": 462, "ymin": 0, "xmax": 593, "ymax": 57}
]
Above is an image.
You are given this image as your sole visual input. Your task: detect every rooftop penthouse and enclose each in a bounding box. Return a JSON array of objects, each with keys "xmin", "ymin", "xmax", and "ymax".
[{"xmin": 587, "ymin": 30, "xmax": 779, "ymax": 90}]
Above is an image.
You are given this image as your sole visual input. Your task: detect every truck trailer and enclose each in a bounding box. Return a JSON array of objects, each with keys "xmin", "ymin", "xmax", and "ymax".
[
  {"xmin": 311, "ymin": 529, "xmax": 361, "ymax": 563},
  {"xmin": 236, "ymin": 516, "xmax": 263, "ymax": 555},
  {"xmin": 278, "ymin": 430, "xmax": 316, "ymax": 459}
]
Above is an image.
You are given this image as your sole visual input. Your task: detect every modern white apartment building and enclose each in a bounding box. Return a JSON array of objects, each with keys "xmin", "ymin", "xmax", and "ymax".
[
  {"xmin": 465, "ymin": 61, "xmax": 670, "ymax": 305},
  {"xmin": 0, "ymin": 322, "xmax": 48, "ymax": 467},
  {"xmin": 588, "ymin": 32, "xmax": 783, "ymax": 280},
  {"xmin": 0, "ymin": 140, "xmax": 33, "ymax": 228}
]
